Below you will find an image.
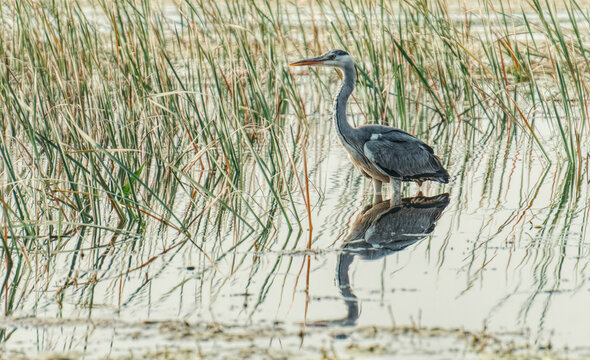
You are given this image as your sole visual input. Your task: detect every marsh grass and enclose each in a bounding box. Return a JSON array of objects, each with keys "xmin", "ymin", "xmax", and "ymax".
[{"xmin": 0, "ymin": 0, "xmax": 589, "ymax": 344}]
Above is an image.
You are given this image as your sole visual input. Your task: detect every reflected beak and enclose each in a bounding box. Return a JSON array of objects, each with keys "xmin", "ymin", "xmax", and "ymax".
[{"xmin": 289, "ymin": 55, "xmax": 329, "ymax": 67}]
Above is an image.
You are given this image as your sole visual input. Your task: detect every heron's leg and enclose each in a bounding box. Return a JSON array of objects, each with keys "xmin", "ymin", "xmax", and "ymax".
[
  {"xmin": 373, "ymin": 179, "xmax": 383, "ymax": 204},
  {"xmin": 390, "ymin": 179, "xmax": 401, "ymax": 207},
  {"xmin": 414, "ymin": 180, "xmax": 424, "ymax": 197}
]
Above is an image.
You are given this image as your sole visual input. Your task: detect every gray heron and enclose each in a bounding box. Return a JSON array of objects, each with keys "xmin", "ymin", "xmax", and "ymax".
[{"xmin": 290, "ymin": 49, "xmax": 449, "ymax": 205}]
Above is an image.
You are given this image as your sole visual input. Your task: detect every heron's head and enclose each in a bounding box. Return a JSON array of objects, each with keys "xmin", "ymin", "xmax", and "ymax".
[{"xmin": 289, "ymin": 49, "xmax": 353, "ymax": 69}]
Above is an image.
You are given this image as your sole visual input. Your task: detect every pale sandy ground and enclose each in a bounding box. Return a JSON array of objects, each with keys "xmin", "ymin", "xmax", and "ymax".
[{"xmin": 0, "ymin": 320, "xmax": 581, "ymax": 360}]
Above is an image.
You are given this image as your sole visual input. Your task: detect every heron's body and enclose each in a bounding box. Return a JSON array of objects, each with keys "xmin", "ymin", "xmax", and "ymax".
[{"xmin": 291, "ymin": 49, "xmax": 449, "ymax": 205}]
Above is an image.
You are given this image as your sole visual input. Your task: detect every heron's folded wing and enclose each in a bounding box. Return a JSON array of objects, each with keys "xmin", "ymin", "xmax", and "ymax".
[{"xmin": 363, "ymin": 136, "xmax": 443, "ymax": 178}]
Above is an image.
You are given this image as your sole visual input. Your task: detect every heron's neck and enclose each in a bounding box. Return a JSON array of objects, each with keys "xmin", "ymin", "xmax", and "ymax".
[{"xmin": 334, "ymin": 65, "xmax": 357, "ymax": 146}]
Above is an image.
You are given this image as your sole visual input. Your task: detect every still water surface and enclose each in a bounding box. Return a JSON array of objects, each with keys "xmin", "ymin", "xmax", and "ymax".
[{"xmin": 2, "ymin": 107, "xmax": 588, "ymax": 358}]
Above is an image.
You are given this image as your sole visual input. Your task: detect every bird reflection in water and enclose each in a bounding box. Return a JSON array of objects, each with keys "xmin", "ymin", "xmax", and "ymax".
[{"xmin": 317, "ymin": 193, "xmax": 450, "ymax": 327}]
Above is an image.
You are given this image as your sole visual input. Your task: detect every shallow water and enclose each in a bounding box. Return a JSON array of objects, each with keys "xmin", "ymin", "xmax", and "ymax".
[{"xmin": 1, "ymin": 105, "xmax": 588, "ymax": 358}]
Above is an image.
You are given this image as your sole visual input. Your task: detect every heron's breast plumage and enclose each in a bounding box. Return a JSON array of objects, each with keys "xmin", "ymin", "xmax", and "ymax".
[{"xmin": 341, "ymin": 139, "xmax": 391, "ymax": 183}]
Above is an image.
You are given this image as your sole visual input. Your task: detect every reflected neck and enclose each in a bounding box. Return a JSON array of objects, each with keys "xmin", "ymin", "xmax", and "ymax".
[{"xmin": 337, "ymin": 252, "xmax": 359, "ymax": 324}]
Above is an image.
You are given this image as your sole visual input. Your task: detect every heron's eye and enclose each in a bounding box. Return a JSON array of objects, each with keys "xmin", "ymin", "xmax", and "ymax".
[{"xmin": 329, "ymin": 55, "xmax": 336, "ymax": 60}]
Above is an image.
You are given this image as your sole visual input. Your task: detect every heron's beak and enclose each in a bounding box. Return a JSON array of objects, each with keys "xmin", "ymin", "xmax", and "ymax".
[{"xmin": 289, "ymin": 55, "xmax": 329, "ymax": 67}]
